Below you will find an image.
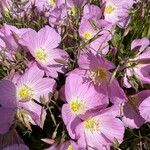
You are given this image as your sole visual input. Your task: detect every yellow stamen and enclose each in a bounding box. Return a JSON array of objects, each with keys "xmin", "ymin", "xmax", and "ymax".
[
  {"xmin": 69, "ymin": 99, "xmax": 86, "ymax": 115},
  {"xmin": 69, "ymin": 6, "xmax": 77, "ymax": 16},
  {"xmin": 105, "ymin": 4, "xmax": 115, "ymax": 14},
  {"xmin": 35, "ymin": 48, "xmax": 48, "ymax": 63},
  {"xmin": 84, "ymin": 118, "xmax": 100, "ymax": 132},
  {"xmin": 90, "ymin": 68, "xmax": 108, "ymax": 85},
  {"xmin": 83, "ymin": 31, "xmax": 93, "ymax": 40},
  {"xmin": 48, "ymin": 0, "xmax": 55, "ymax": 6},
  {"xmin": 17, "ymin": 85, "xmax": 33, "ymax": 101},
  {"xmin": 67, "ymin": 145, "xmax": 74, "ymax": 150},
  {"xmin": 3, "ymin": 7, "xmax": 10, "ymax": 17}
]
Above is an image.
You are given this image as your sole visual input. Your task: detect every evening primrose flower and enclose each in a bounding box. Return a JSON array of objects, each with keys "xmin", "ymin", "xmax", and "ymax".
[
  {"xmin": 78, "ymin": 18, "xmax": 112, "ymax": 54},
  {"xmin": 123, "ymin": 38, "xmax": 150, "ymax": 88},
  {"xmin": 49, "ymin": 4, "xmax": 67, "ymax": 31},
  {"xmin": 19, "ymin": 26, "xmax": 69, "ymax": 78},
  {"xmin": 139, "ymin": 91, "xmax": 150, "ymax": 122},
  {"xmin": 0, "ymin": 24, "xmax": 30, "ymax": 60},
  {"xmin": 82, "ymin": 4, "xmax": 102, "ymax": 20},
  {"xmin": 67, "ymin": 0, "xmax": 86, "ymax": 17},
  {"xmin": 79, "ymin": 4, "xmax": 113, "ymax": 54},
  {"xmin": 75, "ymin": 107, "xmax": 125, "ymax": 149},
  {"xmin": 103, "ymin": 0, "xmax": 134, "ymax": 27},
  {"xmin": 61, "ymin": 74, "xmax": 109, "ymax": 139},
  {"xmin": 70, "ymin": 53, "xmax": 126, "ymax": 100},
  {"xmin": 122, "ymin": 90, "xmax": 150, "ymax": 129},
  {"xmin": 2, "ymin": 144, "xmax": 29, "ymax": 150},
  {"xmin": 79, "ymin": 17, "xmax": 100, "ymax": 41},
  {"xmin": 14, "ymin": 63, "xmax": 55, "ymax": 127},
  {"xmin": 0, "ymin": 63, "xmax": 56, "ymax": 129},
  {"xmin": 15, "ymin": 63, "xmax": 56, "ymax": 102},
  {"xmin": 0, "ymin": 80, "xmax": 17, "ymax": 134},
  {"xmin": 35, "ymin": 0, "xmax": 65, "ymax": 12},
  {"xmin": 0, "ymin": 0, "xmax": 32, "ymax": 18},
  {"xmin": 0, "ymin": 129, "xmax": 29, "ymax": 150}
]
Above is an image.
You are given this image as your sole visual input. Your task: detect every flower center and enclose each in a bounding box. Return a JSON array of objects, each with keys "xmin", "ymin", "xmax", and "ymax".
[
  {"xmin": 69, "ymin": 99, "xmax": 86, "ymax": 115},
  {"xmin": 105, "ymin": 4, "xmax": 115, "ymax": 14},
  {"xmin": 84, "ymin": 118, "xmax": 100, "ymax": 132},
  {"xmin": 83, "ymin": 31, "xmax": 93, "ymax": 40},
  {"xmin": 90, "ymin": 68, "xmax": 108, "ymax": 85},
  {"xmin": 17, "ymin": 85, "xmax": 34, "ymax": 101},
  {"xmin": 67, "ymin": 145, "xmax": 74, "ymax": 150},
  {"xmin": 48, "ymin": 0, "xmax": 55, "ymax": 6},
  {"xmin": 128, "ymin": 96, "xmax": 139, "ymax": 106},
  {"xmin": 69, "ymin": 6, "xmax": 77, "ymax": 16},
  {"xmin": 35, "ymin": 48, "xmax": 48, "ymax": 63}
]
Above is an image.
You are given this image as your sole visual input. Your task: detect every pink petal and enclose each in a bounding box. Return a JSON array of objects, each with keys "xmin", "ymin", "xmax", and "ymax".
[{"xmin": 0, "ymin": 80, "xmax": 17, "ymax": 108}]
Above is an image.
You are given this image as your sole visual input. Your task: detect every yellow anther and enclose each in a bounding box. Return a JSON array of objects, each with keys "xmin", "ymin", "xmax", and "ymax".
[{"xmin": 105, "ymin": 4, "xmax": 115, "ymax": 14}]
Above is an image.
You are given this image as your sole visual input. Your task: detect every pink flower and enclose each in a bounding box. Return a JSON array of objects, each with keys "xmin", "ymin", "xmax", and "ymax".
[
  {"xmin": 0, "ymin": 62, "xmax": 56, "ymax": 129},
  {"xmin": 48, "ymin": 4, "xmax": 67, "ymax": 30},
  {"xmin": 15, "ymin": 63, "xmax": 56, "ymax": 102},
  {"xmin": 0, "ymin": 0, "xmax": 33, "ymax": 18},
  {"xmin": 35, "ymin": 0, "xmax": 65, "ymax": 13},
  {"xmin": 103, "ymin": 0, "xmax": 134, "ymax": 28},
  {"xmin": 123, "ymin": 38, "xmax": 150, "ymax": 88},
  {"xmin": 139, "ymin": 91, "xmax": 150, "ymax": 122},
  {"xmin": 122, "ymin": 90, "xmax": 150, "ymax": 129},
  {"xmin": 67, "ymin": 0, "xmax": 86, "ymax": 17},
  {"xmin": 79, "ymin": 4, "xmax": 113, "ymax": 54},
  {"xmin": 0, "ymin": 24, "xmax": 30, "ymax": 60},
  {"xmin": 0, "ymin": 80, "xmax": 17, "ymax": 134},
  {"xmin": 61, "ymin": 74, "xmax": 109, "ymax": 139},
  {"xmin": 82, "ymin": 4, "xmax": 102, "ymax": 20},
  {"xmin": 0, "ymin": 129, "xmax": 29, "ymax": 150},
  {"xmin": 14, "ymin": 63, "xmax": 56, "ymax": 127},
  {"xmin": 2, "ymin": 144, "xmax": 29, "ymax": 150},
  {"xmin": 70, "ymin": 53, "xmax": 126, "ymax": 100},
  {"xmin": 19, "ymin": 26, "xmax": 69, "ymax": 78},
  {"xmin": 79, "ymin": 17, "xmax": 100, "ymax": 41},
  {"xmin": 75, "ymin": 107, "xmax": 125, "ymax": 149}
]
